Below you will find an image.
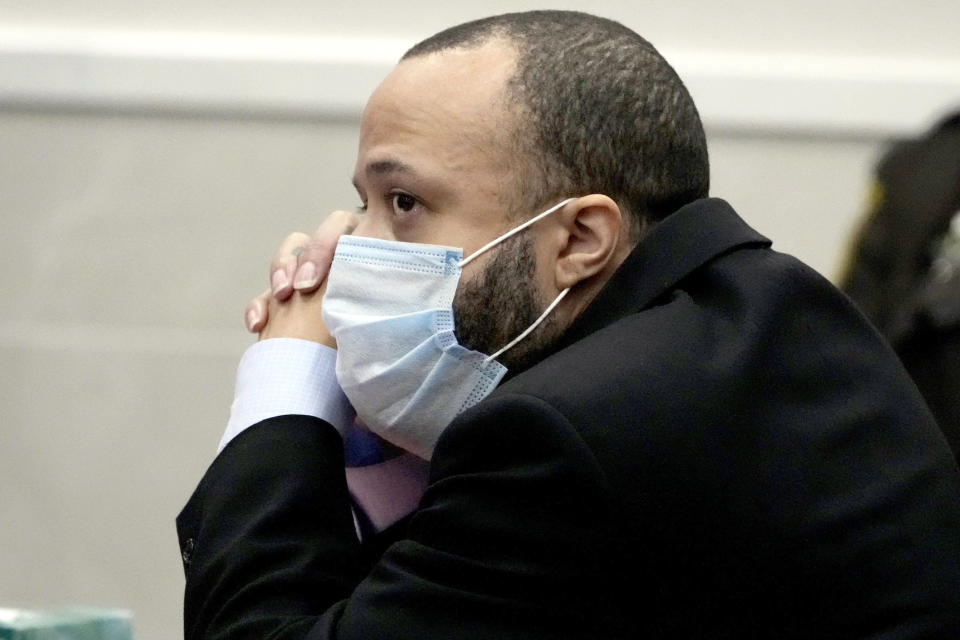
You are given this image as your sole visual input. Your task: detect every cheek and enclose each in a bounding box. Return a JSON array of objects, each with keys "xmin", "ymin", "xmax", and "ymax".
[
  {"xmin": 423, "ymin": 219, "xmax": 488, "ymax": 252},
  {"xmin": 351, "ymin": 213, "xmax": 395, "ymax": 241}
]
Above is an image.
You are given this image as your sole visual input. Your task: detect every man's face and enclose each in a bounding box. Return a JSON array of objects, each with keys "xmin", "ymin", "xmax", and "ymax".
[
  {"xmin": 351, "ymin": 41, "xmax": 560, "ymax": 368},
  {"xmin": 352, "ymin": 40, "xmax": 524, "ymax": 250}
]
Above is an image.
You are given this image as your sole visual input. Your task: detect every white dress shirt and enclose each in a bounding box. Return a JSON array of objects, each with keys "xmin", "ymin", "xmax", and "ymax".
[{"xmin": 219, "ymin": 338, "xmax": 354, "ymax": 452}]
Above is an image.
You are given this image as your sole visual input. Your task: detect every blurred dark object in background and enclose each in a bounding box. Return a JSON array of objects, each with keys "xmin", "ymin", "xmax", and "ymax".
[{"xmin": 841, "ymin": 110, "xmax": 960, "ymax": 458}]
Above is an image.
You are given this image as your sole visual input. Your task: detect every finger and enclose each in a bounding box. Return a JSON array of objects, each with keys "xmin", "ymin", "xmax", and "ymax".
[
  {"xmin": 244, "ymin": 288, "xmax": 271, "ymax": 333},
  {"xmin": 270, "ymin": 231, "xmax": 312, "ymax": 301},
  {"xmin": 258, "ymin": 280, "xmax": 335, "ymax": 346},
  {"xmin": 292, "ymin": 210, "xmax": 360, "ymax": 292}
]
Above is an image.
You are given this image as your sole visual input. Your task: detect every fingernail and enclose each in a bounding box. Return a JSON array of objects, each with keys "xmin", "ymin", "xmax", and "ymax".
[
  {"xmin": 271, "ymin": 269, "xmax": 289, "ymax": 295},
  {"xmin": 293, "ymin": 262, "xmax": 318, "ymax": 289},
  {"xmin": 245, "ymin": 308, "xmax": 260, "ymax": 332}
]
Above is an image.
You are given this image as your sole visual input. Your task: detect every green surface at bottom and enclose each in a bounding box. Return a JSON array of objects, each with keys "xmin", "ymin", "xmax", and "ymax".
[{"xmin": 0, "ymin": 607, "xmax": 132, "ymax": 640}]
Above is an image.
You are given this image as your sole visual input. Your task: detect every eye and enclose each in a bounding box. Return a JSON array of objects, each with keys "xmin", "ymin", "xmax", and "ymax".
[{"xmin": 391, "ymin": 192, "xmax": 418, "ymax": 215}]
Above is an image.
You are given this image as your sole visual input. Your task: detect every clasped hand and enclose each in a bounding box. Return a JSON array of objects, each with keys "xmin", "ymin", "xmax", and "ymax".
[{"xmin": 244, "ymin": 210, "xmax": 359, "ymax": 347}]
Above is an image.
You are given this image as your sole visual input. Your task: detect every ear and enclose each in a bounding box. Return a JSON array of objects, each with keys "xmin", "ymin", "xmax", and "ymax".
[{"xmin": 550, "ymin": 194, "xmax": 625, "ymax": 290}]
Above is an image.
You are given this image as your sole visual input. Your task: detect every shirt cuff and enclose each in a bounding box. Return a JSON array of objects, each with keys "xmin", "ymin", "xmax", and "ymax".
[{"xmin": 218, "ymin": 338, "xmax": 355, "ymax": 453}]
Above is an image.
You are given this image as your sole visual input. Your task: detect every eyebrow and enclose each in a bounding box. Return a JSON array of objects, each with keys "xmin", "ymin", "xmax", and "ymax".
[
  {"xmin": 352, "ymin": 158, "xmax": 417, "ymax": 191},
  {"xmin": 368, "ymin": 159, "xmax": 414, "ymax": 175}
]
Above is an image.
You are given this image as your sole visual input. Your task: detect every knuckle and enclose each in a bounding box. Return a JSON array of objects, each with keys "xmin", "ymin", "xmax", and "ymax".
[
  {"xmin": 280, "ymin": 231, "xmax": 309, "ymax": 249},
  {"xmin": 288, "ymin": 230, "xmax": 310, "ymax": 242},
  {"xmin": 323, "ymin": 210, "xmax": 359, "ymax": 232},
  {"xmin": 273, "ymin": 232, "xmax": 311, "ymax": 265},
  {"xmin": 277, "ymin": 232, "xmax": 306, "ymax": 255}
]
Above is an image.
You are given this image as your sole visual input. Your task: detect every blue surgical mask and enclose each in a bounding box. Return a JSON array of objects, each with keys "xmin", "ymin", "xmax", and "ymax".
[{"xmin": 322, "ymin": 198, "xmax": 573, "ymax": 459}]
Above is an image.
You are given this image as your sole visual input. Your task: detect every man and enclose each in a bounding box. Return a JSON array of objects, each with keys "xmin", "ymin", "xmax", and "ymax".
[
  {"xmin": 177, "ymin": 11, "xmax": 960, "ymax": 639},
  {"xmin": 841, "ymin": 111, "xmax": 960, "ymax": 457}
]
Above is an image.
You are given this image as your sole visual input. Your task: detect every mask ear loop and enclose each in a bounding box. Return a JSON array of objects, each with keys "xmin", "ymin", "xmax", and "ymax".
[
  {"xmin": 457, "ymin": 197, "xmax": 576, "ymax": 365},
  {"xmin": 483, "ymin": 287, "xmax": 570, "ymax": 365},
  {"xmin": 460, "ymin": 198, "xmax": 575, "ymax": 268}
]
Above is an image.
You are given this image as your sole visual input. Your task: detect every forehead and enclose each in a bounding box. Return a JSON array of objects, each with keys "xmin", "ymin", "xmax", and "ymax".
[{"xmin": 357, "ymin": 40, "xmax": 518, "ymax": 183}]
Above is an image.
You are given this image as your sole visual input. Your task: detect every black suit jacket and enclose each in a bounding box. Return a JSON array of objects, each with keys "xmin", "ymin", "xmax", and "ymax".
[{"xmin": 177, "ymin": 198, "xmax": 960, "ymax": 639}]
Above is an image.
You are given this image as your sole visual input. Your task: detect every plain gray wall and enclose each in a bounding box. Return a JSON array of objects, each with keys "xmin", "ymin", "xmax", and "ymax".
[{"xmin": 1, "ymin": 2, "xmax": 958, "ymax": 638}]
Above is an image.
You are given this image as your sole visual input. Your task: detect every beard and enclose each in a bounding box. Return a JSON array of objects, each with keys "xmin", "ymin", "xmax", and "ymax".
[{"xmin": 452, "ymin": 233, "xmax": 562, "ymax": 372}]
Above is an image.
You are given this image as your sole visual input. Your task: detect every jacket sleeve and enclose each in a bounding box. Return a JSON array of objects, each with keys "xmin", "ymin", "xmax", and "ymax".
[
  {"xmin": 176, "ymin": 394, "xmax": 623, "ymax": 640},
  {"xmin": 176, "ymin": 415, "xmax": 362, "ymax": 639}
]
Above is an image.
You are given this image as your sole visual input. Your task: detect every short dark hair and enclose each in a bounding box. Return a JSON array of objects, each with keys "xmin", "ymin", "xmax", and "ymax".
[{"xmin": 403, "ymin": 10, "xmax": 710, "ymax": 236}]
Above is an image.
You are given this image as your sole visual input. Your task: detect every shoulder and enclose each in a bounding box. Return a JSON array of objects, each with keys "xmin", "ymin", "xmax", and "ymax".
[
  {"xmin": 481, "ymin": 241, "xmax": 960, "ymax": 550},
  {"xmin": 495, "ymin": 244, "xmax": 906, "ymax": 445}
]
